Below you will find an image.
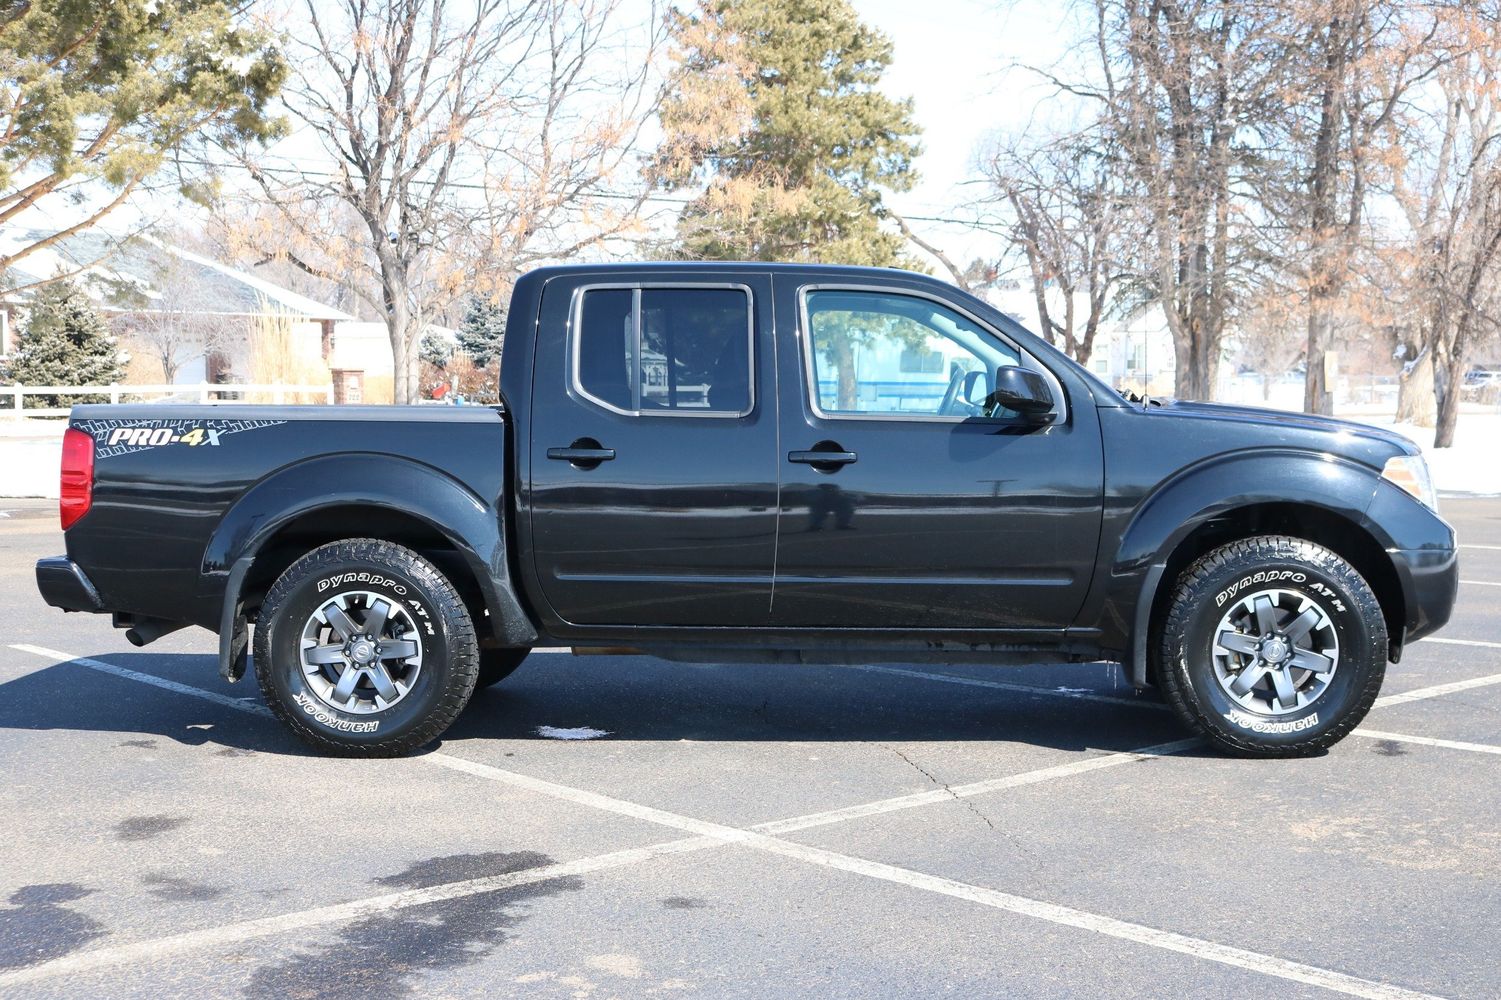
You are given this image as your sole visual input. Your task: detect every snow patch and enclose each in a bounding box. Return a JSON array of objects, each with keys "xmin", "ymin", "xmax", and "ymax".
[{"xmin": 535, "ymin": 725, "xmax": 611, "ymax": 741}]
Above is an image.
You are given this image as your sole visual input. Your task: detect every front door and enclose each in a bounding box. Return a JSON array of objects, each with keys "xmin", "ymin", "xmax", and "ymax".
[
  {"xmin": 529, "ymin": 272, "xmax": 778, "ymax": 627},
  {"xmin": 770, "ymin": 280, "xmax": 1105, "ymax": 630}
]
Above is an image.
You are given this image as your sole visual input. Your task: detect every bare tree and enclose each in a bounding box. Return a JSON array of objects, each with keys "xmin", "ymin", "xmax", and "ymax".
[
  {"xmin": 1025, "ymin": 0, "xmax": 1292, "ymax": 399},
  {"xmin": 1388, "ymin": 4, "xmax": 1501, "ymax": 446},
  {"xmin": 980, "ymin": 131, "xmax": 1129, "ymax": 364},
  {"xmin": 104, "ymin": 241, "xmax": 237, "ymax": 383},
  {"xmin": 1253, "ymin": 1, "xmax": 1443, "ymax": 414},
  {"xmin": 232, "ymin": 0, "xmax": 662, "ymax": 403}
]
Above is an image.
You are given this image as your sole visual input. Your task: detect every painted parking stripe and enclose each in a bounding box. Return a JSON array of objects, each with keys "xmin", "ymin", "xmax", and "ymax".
[
  {"xmin": 1460, "ymin": 579, "xmax": 1501, "ymax": 587},
  {"xmin": 848, "ymin": 662, "xmax": 1169, "ymax": 711},
  {"xmin": 848, "ymin": 664, "xmax": 1501, "ymax": 755},
  {"xmin": 2, "ymin": 645, "xmax": 1452, "ymax": 999},
  {"xmin": 1421, "ymin": 636, "xmax": 1501, "ymax": 650},
  {"xmin": 1373, "ymin": 671, "xmax": 1501, "ymax": 707},
  {"xmin": 10, "ymin": 644, "xmax": 276, "ymax": 717},
  {"xmin": 1458, "ymin": 544, "xmax": 1501, "ymax": 550},
  {"xmin": 1356, "ymin": 729, "xmax": 1501, "ymax": 756},
  {"xmin": 0, "ymin": 836, "xmax": 718, "ymax": 989},
  {"xmin": 754, "ymin": 738, "xmax": 1200, "ymax": 835}
]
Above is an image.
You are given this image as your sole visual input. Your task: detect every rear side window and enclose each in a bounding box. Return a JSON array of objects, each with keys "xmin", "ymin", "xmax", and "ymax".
[{"xmin": 573, "ymin": 286, "xmax": 753, "ymax": 416}]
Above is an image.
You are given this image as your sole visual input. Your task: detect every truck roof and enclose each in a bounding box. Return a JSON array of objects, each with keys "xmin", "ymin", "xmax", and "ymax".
[{"xmin": 522, "ymin": 261, "xmax": 941, "ymax": 282}]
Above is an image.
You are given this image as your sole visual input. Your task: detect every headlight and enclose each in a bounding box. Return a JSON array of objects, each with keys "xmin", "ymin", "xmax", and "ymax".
[{"xmin": 1382, "ymin": 455, "xmax": 1438, "ymax": 511}]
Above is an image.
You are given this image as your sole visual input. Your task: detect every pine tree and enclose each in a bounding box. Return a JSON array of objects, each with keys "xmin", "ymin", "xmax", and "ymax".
[
  {"xmin": 656, "ymin": 0, "xmax": 921, "ymax": 266},
  {"xmin": 419, "ymin": 331, "xmax": 453, "ymax": 369},
  {"xmin": 4, "ymin": 279, "xmax": 125, "ymax": 407},
  {"xmin": 456, "ymin": 296, "xmax": 506, "ymax": 368}
]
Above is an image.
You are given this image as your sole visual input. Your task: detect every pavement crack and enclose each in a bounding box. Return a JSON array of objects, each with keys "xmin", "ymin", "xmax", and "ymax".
[{"xmin": 876, "ymin": 742, "xmax": 996, "ymax": 832}]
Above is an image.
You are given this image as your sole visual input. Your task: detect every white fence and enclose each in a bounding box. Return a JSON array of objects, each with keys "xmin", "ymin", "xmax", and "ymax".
[{"xmin": 2, "ymin": 382, "xmax": 335, "ymax": 418}]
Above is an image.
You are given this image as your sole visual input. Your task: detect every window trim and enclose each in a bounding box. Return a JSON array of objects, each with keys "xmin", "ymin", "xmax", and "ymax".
[
  {"xmin": 795, "ymin": 283, "xmax": 1068, "ymax": 424},
  {"xmin": 568, "ymin": 281, "xmax": 756, "ymax": 419}
]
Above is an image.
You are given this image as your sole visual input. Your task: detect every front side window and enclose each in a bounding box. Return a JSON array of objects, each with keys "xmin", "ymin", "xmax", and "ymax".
[
  {"xmin": 803, "ymin": 290, "xmax": 1021, "ymax": 418},
  {"xmin": 575, "ymin": 286, "xmax": 752, "ymax": 415}
]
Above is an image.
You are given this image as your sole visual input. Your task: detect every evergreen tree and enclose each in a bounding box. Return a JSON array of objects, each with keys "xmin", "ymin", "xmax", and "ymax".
[
  {"xmin": 456, "ymin": 296, "xmax": 506, "ymax": 368},
  {"xmin": 655, "ymin": 0, "xmax": 921, "ymax": 266},
  {"xmin": 420, "ymin": 331, "xmax": 453, "ymax": 369},
  {"xmin": 4, "ymin": 279, "xmax": 125, "ymax": 407}
]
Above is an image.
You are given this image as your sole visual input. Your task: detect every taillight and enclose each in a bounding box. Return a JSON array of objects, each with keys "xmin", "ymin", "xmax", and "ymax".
[{"xmin": 60, "ymin": 427, "xmax": 94, "ymax": 530}]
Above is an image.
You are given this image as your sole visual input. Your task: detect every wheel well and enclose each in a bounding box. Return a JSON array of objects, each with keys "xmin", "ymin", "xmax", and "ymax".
[
  {"xmin": 1149, "ymin": 503, "xmax": 1406, "ymax": 674},
  {"xmin": 237, "ymin": 505, "xmax": 491, "ymax": 638}
]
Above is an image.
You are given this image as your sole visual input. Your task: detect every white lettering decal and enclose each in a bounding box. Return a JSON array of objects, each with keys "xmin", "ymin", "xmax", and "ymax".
[
  {"xmin": 1225, "ymin": 709, "xmax": 1319, "ymax": 734},
  {"xmin": 293, "ymin": 692, "xmax": 380, "ymax": 732}
]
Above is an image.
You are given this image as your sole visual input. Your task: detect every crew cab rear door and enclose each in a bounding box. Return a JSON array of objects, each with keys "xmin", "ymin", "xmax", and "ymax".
[
  {"xmin": 769, "ymin": 277, "xmax": 1105, "ymax": 630},
  {"xmin": 528, "ymin": 271, "xmax": 778, "ymax": 626}
]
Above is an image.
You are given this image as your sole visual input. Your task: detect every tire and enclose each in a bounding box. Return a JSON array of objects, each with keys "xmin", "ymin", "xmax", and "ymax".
[
  {"xmin": 477, "ymin": 647, "xmax": 530, "ymax": 688},
  {"xmin": 253, "ymin": 538, "xmax": 479, "ymax": 757},
  {"xmin": 1156, "ymin": 535, "xmax": 1386, "ymax": 758}
]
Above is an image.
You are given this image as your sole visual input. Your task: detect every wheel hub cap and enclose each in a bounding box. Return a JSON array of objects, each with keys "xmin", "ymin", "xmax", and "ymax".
[
  {"xmin": 1210, "ymin": 587, "xmax": 1340, "ymax": 716},
  {"xmin": 298, "ymin": 590, "xmax": 423, "ymax": 715}
]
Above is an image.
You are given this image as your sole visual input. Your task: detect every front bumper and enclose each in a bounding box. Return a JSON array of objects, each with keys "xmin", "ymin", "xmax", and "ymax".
[
  {"xmin": 1393, "ymin": 544, "xmax": 1459, "ymax": 644},
  {"xmin": 36, "ymin": 556, "xmax": 105, "ymax": 614}
]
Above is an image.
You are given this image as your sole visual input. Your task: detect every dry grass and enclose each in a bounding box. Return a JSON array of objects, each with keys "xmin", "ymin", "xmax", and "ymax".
[{"xmin": 247, "ymin": 302, "xmax": 330, "ymax": 404}]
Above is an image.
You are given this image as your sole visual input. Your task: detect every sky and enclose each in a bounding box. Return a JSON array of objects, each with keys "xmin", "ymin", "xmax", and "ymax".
[{"xmin": 13, "ymin": 0, "xmax": 1084, "ymax": 279}]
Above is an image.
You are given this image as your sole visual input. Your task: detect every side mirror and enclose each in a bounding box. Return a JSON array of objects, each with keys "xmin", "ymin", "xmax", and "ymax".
[{"xmin": 990, "ymin": 365, "xmax": 1055, "ymax": 421}]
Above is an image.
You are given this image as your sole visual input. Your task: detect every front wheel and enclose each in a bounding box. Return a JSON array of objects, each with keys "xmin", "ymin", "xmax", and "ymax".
[
  {"xmin": 254, "ymin": 538, "xmax": 479, "ymax": 757},
  {"xmin": 1156, "ymin": 536, "xmax": 1387, "ymax": 758}
]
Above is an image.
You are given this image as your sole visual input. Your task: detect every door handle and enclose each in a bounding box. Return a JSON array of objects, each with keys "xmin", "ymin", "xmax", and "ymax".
[
  {"xmin": 788, "ymin": 443, "xmax": 857, "ymax": 473},
  {"xmin": 547, "ymin": 438, "xmax": 615, "ymax": 469}
]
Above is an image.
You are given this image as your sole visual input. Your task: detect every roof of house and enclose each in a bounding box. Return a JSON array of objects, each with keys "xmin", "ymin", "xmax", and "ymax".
[{"xmin": 0, "ymin": 228, "xmax": 355, "ymax": 322}]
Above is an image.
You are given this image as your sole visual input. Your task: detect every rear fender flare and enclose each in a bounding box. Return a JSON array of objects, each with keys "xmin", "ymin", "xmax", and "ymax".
[{"xmin": 202, "ymin": 454, "xmax": 537, "ymax": 656}]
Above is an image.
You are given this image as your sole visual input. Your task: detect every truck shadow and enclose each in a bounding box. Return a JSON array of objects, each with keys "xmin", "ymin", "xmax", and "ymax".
[{"xmin": 0, "ymin": 652, "xmax": 1187, "ymax": 757}]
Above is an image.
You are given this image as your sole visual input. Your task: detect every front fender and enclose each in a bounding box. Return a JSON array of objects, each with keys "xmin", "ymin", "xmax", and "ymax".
[
  {"xmin": 1111, "ymin": 450, "xmax": 1383, "ymax": 686},
  {"xmin": 201, "ymin": 453, "xmax": 537, "ymax": 650}
]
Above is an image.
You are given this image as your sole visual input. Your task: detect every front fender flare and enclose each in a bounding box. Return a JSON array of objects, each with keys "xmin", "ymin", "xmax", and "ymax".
[
  {"xmin": 202, "ymin": 454, "xmax": 537, "ymax": 679},
  {"xmin": 1113, "ymin": 450, "xmax": 1383, "ymax": 686}
]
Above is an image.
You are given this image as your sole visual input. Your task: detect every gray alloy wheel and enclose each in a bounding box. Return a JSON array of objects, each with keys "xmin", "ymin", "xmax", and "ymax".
[
  {"xmin": 1210, "ymin": 587, "xmax": 1340, "ymax": 716},
  {"xmin": 298, "ymin": 590, "xmax": 425, "ymax": 714}
]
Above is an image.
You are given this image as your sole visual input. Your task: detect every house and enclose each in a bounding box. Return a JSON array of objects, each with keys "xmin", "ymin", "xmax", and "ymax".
[
  {"xmin": 982, "ymin": 285, "xmax": 1178, "ymax": 395},
  {"xmin": 0, "ymin": 229, "xmax": 355, "ymax": 383}
]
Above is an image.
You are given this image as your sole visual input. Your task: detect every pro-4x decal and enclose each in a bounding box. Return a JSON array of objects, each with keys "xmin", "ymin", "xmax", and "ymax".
[{"xmin": 74, "ymin": 417, "xmax": 288, "ymax": 458}]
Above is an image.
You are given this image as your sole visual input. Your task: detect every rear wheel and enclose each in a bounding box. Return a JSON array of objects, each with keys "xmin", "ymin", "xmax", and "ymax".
[
  {"xmin": 254, "ymin": 538, "xmax": 479, "ymax": 757},
  {"xmin": 477, "ymin": 647, "xmax": 530, "ymax": 688},
  {"xmin": 1156, "ymin": 535, "xmax": 1386, "ymax": 758}
]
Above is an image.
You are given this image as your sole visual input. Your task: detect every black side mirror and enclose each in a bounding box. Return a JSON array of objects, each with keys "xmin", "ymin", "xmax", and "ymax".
[{"xmin": 990, "ymin": 365, "xmax": 1055, "ymax": 421}]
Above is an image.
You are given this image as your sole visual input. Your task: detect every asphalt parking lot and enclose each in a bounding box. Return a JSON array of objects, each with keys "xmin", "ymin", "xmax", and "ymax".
[{"xmin": 1, "ymin": 498, "xmax": 1498, "ymax": 999}]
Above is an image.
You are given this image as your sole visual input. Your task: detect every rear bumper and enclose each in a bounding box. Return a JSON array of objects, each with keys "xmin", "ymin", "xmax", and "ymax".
[{"xmin": 35, "ymin": 556, "xmax": 105, "ymax": 614}]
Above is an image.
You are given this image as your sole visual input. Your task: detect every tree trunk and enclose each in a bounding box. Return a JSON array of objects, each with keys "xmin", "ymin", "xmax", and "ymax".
[
  {"xmin": 387, "ymin": 297, "xmax": 415, "ymax": 406},
  {"xmin": 1394, "ymin": 347, "xmax": 1435, "ymax": 428},
  {"xmin": 1304, "ymin": 303, "xmax": 1335, "ymax": 415},
  {"xmin": 1434, "ymin": 355, "xmax": 1466, "ymax": 448},
  {"xmin": 831, "ymin": 335, "xmax": 857, "ymax": 410}
]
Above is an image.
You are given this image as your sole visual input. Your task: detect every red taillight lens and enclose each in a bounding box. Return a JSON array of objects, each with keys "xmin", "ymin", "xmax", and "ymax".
[{"xmin": 60, "ymin": 427, "xmax": 94, "ymax": 530}]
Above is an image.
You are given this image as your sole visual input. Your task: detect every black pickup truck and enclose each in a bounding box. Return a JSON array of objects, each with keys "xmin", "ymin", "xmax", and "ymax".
[{"xmin": 36, "ymin": 262, "xmax": 1458, "ymax": 758}]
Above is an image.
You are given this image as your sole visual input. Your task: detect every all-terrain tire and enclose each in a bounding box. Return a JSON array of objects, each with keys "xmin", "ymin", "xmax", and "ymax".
[
  {"xmin": 1156, "ymin": 535, "xmax": 1386, "ymax": 758},
  {"xmin": 477, "ymin": 648, "xmax": 531, "ymax": 688},
  {"xmin": 253, "ymin": 538, "xmax": 479, "ymax": 757}
]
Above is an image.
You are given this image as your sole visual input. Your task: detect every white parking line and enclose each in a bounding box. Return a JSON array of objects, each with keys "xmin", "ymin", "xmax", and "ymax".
[
  {"xmin": 1460, "ymin": 579, "xmax": 1501, "ymax": 587},
  {"xmin": 9, "ymin": 645, "xmax": 276, "ymax": 717},
  {"xmin": 847, "ymin": 664, "xmax": 1501, "ymax": 755},
  {"xmin": 1459, "ymin": 544, "xmax": 1501, "ymax": 550},
  {"xmin": 0, "ymin": 837, "xmax": 718, "ymax": 989},
  {"xmin": 1356, "ymin": 730, "xmax": 1501, "ymax": 756},
  {"xmin": 3, "ymin": 645, "xmax": 1448, "ymax": 999},
  {"xmin": 1421, "ymin": 636, "xmax": 1501, "ymax": 650},
  {"xmin": 848, "ymin": 663, "xmax": 1167, "ymax": 711},
  {"xmin": 1373, "ymin": 671, "xmax": 1501, "ymax": 707}
]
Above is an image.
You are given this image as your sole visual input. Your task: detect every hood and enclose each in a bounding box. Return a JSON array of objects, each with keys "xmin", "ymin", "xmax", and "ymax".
[{"xmin": 1144, "ymin": 398, "xmax": 1422, "ymax": 456}]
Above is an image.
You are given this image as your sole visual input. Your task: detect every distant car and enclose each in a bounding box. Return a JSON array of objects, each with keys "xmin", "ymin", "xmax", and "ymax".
[{"xmin": 1464, "ymin": 367, "xmax": 1501, "ymax": 387}]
